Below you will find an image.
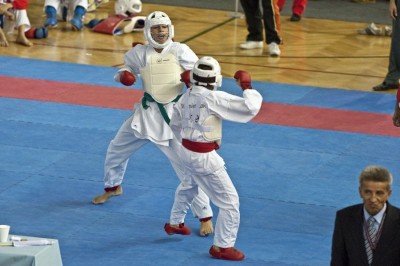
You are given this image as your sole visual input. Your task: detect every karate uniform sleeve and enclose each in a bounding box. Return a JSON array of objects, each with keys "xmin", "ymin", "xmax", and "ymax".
[
  {"xmin": 207, "ymin": 89, "xmax": 263, "ymax": 123},
  {"xmin": 175, "ymin": 43, "xmax": 199, "ymax": 70},
  {"xmin": 123, "ymin": 45, "xmax": 146, "ymax": 75}
]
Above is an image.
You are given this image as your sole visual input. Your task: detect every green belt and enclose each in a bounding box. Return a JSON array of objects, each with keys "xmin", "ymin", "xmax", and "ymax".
[{"xmin": 141, "ymin": 92, "xmax": 182, "ymax": 125}]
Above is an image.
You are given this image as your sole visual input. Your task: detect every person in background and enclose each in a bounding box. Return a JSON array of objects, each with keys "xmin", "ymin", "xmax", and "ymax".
[
  {"xmin": 239, "ymin": 0, "xmax": 282, "ymax": 57},
  {"xmin": 0, "ymin": 0, "xmax": 48, "ymax": 47},
  {"xmin": 331, "ymin": 165, "xmax": 400, "ymax": 265},
  {"xmin": 373, "ymin": 0, "xmax": 400, "ymax": 91},
  {"xmin": 44, "ymin": 0, "xmax": 88, "ymax": 30},
  {"xmin": 277, "ymin": 0, "xmax": 307, "ymax": 22},
  {"xmin": 0, "ymin": 5, "xmax": 13, "ymax": 46}
]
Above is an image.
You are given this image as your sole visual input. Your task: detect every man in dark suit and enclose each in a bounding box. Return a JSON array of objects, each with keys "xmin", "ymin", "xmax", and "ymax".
[{"xmin": 331, "ymin": 165, "xmax": 400, "ymax": 266}]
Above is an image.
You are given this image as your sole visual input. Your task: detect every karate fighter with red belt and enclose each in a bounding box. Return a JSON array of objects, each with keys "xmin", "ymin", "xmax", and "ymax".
[{"xmin": 165, "ymin": 56, "xmax": 263, "ymax": 261}]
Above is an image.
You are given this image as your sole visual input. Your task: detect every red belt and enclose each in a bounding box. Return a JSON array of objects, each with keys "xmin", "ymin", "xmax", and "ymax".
[{"xmin": 182, "ymin": 139, "xmax": 219, "ymax": 153}]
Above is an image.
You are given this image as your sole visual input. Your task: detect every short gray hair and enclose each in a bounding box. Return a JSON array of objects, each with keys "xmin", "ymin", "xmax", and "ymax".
[{"xmin": 359, "ymin": 165, "xmax": 393, "ymax": 190}]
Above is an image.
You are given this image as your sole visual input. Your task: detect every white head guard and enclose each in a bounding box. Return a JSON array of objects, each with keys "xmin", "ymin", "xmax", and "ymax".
[
  {"xmin": 115, "ymin": 0, "xmax": 142, "ymax": 16},
  {"xmin": 190, "ymin": 56, "xmax": 222, "ymax": 90},
  {"xmin": 144, "ymin": 11, "xmax": 174, "ymax": 49}
]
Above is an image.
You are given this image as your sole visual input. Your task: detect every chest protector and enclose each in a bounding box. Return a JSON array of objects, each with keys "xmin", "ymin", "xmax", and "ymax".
[
  {"xmin": 182, "ymin": 90, "xmax": 222, "ymax": 143},
  {"xmin": 139, "ymin": 48, "xmax": 184, "ymax": 104}
]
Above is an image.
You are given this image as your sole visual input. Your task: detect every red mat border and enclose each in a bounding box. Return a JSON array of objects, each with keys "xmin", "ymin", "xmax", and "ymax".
[{"xmin": 1, "ymin": 75, "xmax": 398, "ymax": 137}]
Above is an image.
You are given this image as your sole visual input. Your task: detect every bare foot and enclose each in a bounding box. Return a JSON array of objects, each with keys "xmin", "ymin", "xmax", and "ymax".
[
  {"xmin": 200, "ymin": 219, "xmax": 214, "ymax": 236},
  {"xmin": 16, "ymin": 34, "xmax": 32, "ymax": 46},
  {"xmin": 16, "ymin": 25, "xmax": 33, "ymax": 46},
  {"xmin": 92, "ymin": 185, "xmax": 123, "ymax": 204},
  {"xmin": 0, "ymin": 40, "xmax": 8, "ymax": 47}
]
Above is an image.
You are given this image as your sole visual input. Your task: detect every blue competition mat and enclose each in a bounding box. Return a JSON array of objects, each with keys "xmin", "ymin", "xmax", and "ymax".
[{"xmin": 0, "ymin": 56, "xmax": 399, "ymax": 266}]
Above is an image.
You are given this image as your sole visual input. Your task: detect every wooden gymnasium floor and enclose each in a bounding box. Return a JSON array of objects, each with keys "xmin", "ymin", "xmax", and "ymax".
[{"xmin": 1, "ymin": 0, "xmax": 395, "ymax": 93}]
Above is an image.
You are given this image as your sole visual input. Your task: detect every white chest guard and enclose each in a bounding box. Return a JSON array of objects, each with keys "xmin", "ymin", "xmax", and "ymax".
[
  {"xmin": 139, "ymin": 49, "xmax": 184, "ymax": 104},
  {"xmin": 182, "ymin": 90, "xmax": 222, "ymax": 142}
]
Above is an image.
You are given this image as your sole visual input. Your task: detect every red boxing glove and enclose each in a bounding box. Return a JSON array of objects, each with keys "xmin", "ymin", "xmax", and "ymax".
[
  {"xmin": 120, "ymin": 70, "xmax": 136, "ymax": 86},
  {"xmin": 180, "ymin": 69, "xmax": 191, "ymax": 88},
  {"xmin": 234, "ymin": 70, "xmax": 252, "ymax": 90}
]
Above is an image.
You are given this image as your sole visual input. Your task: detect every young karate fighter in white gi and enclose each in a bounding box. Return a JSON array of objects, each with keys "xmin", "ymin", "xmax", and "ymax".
[
  {"xmin": 164, "ymin": 56, "xmax": 263, "ymax": 260},
  {"xmin": 91, "ymin": 11, "xmax": 214, "ymax": 236}
]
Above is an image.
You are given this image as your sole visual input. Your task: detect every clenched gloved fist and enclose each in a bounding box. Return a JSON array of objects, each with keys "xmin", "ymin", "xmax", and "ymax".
[
  {"xmin": 116, "ymin": 70, "xmax": 136, "ymax": 86},
  {"xmin": 234, "ymin": 70, "xmax": 252, "ymax": 90},
  {"xmin": 180, "ymin": 70, "xmax": 191, "ymax": 88}
]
